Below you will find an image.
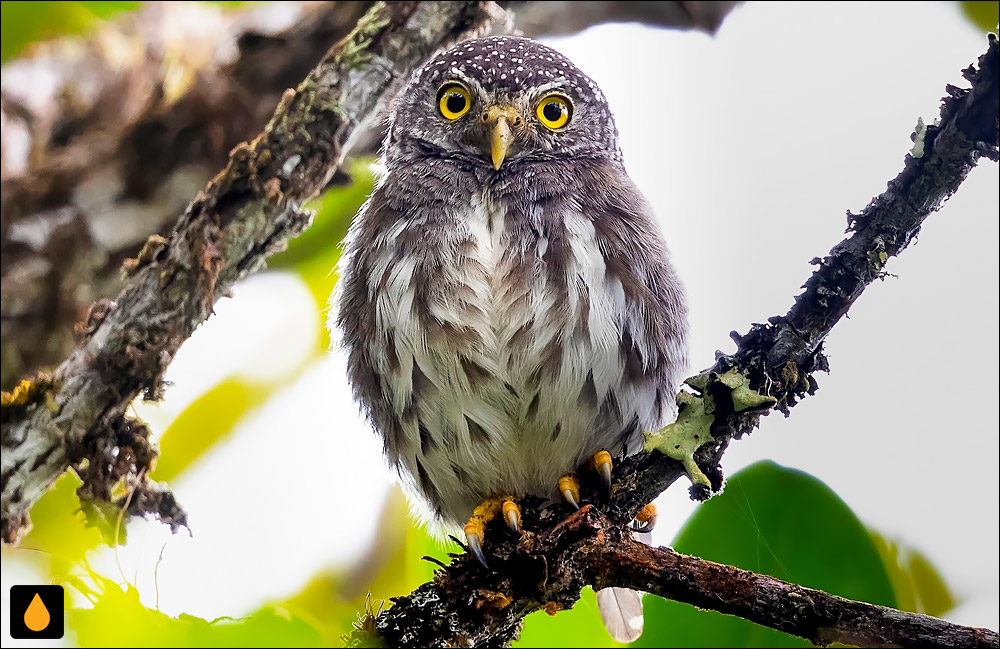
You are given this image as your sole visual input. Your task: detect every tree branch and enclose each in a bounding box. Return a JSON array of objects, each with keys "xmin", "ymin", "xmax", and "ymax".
[
  {"xmin": 0, "ymin": 0, "xmax": 505, "ymax": 544},
  {"xmin": 592, "ymin": 511, "xmax": 999, "ymax": 649},
  {"xmin": 585, "ymin": 537, "xmax": 1000, "ymax": 648},
  {"xmin": 358, "ymin": 505, "xmax": 998, "ymax": 648},
  {"xmin": 346, "ymin": 34, "xmax": 1000, "ymax": 647},
  {"xmin": 512, "ymin": 0, "xmax": 739, "ymax": 36}
]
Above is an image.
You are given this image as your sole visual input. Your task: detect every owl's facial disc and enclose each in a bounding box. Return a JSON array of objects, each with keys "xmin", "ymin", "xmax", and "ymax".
[
  {"xmin": 387, "ymin": 37, "xmax": 621, "ymax": 171},
  {"xmin": 481, "ymin": 105, "xmax": 522, "ymax": 169}
]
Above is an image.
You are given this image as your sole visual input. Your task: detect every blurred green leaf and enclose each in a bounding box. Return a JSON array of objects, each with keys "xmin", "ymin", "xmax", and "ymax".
[
  {"xmin": 270, "ymin": 160, "xmax": 375, "ymax": 351},
  {"xmin": 0, "ymin": 1, "xmax": 138, "ymax": 63},
  {"xmin": 270, "ymin": 162, "xmax": 375, "ymax": 272},
  {"xmin": 960, "ymin": 1, "xmax": 999, "ymax": 32},
  {"xmin": 20, "ymin": 473, "xmax": 105, "ymax": 563},
  {"xmin": 404, "ymin": 511, "xmax": 460, "ymax": 590},
  {"xmin": 72, "ymin": 574, "xmax": 323, "ymax": 648},
  {"xmin": 516, "ymin": 588, "xmax": 616, "ymax": 648},
  {"xmin": 278, "ymin": 160, "xmax": 375, "ymax": 352},
  {"xmin": 870, "ymin": 531, "xmax": 956, "ymax": 617},
  {"xmin": 153, "ymin": 379, "xmax": 273, "ymax": 482},
  {"xmin": 635, "ymin": 461, "xmax": 896, "ymax": 648},
  {"xmin": 274, "ymin": 572, "xmax": 359, "ymax": 647}
]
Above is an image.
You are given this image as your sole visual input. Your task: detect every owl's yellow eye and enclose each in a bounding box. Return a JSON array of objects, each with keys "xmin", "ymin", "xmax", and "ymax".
[
  {"xmin": 535, "ymin": 94, "xmax": 572, "ymax": 130},
  {"xmin": 438, "ymin": 82, "xmax": 472, "ymax": 120}
]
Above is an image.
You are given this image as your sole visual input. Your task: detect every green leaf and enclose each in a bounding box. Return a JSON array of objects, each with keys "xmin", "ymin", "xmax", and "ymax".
[
  {"xmin": 960, "ymin": 1, "xmax": 999, "ymax": 32},
  {"xmin": 20, "ymin": 473, "xmax": 105, "ymax": 563},
  {"xmin": 153, "ymin": 379, "xmax": 273, "ymax": 482},
  {"xmin": 635, "ymin": 461, "xmax": 896, "ymax": 648},
  {"xmin": 71, "ymin": 574, "xmax": 323, "ymax": 648},
  {"xmin": 269, "ymin": 161, "xmax": 375, "ymax": 272},
  {"xmin": 870, "ymin": 531, "xmax": 956, "ymax": 617},
  {"xmin": 0, "ymin": 1, "xmax": 138, "ymax": 63},
  {"xmin": 271, "ymin": 161, "xmax": 375, "ymax": 351},
  {"xmin": 516, "ymin": 588, "xmax": 616, "ymax": 649}
]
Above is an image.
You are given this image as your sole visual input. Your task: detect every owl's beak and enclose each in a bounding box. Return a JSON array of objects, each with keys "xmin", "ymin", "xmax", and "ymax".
[{"xmin": 482, "ymin": 105, "xmax": 521, "ymax": 169}]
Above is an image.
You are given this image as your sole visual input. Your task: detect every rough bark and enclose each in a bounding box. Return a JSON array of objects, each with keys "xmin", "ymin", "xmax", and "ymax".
[
  {"xmin": 599, "ymin": 536, "xmax": 999, "ymax": 649},
  {"xmin": 342, "ymin": 34, "xmax": 1000, "ymax": 647},
  {"xmin": 0, "ymin": 0, "xmax": 504, "ymax": 544},
  {"xmin": 0, "ymin": 0, "xmax": 738, "ymax": 390}
]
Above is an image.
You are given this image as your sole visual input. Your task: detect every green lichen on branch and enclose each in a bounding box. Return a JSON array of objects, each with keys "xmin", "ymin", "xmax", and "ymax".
[
  {"xmin": 643, "ymin": 391, "xmax": 715, "ymax": 489},
  {"xmin": 643, "ymin": 368, "xmax": 775, "ymax": 494}
]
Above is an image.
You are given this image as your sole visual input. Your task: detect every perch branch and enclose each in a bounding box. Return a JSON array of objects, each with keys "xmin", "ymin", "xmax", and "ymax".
[
  {"xmin": 347, "ymin": 34, "xmax": 1000, "ymax": 647},
  {"xmin": 359, "ymin": 505, "xmax": 998, "ymax": 648},
  {"xmin": 0, "ymin": 0, "xmax": 503, "ymax": 544},
  {"xmin": 595, "ymin": 535, "xmax": 999, "ymax": 649}
]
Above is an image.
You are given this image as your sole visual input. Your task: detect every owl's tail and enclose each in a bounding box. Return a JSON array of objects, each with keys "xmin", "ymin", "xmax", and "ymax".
[
  {"xmin": 596, "ymin": 527, "xmax": 652, "ymax": 643},
  {"xmin": 597, "ymin": 586, "xmax": 644, "ymax": 643}
]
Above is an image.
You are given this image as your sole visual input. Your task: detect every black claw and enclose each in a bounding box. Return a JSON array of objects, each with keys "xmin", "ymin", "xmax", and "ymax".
[
  {"xmin": 466, "ymin": 533, "xmax": 490, "ymax": 569},
  {"xmin": 598, "ymin": 475, "xmax": 612, "ymax": 502},
  {"xmin": 595, "ymin": 453, "xmax": 613, "ymax": 502}
]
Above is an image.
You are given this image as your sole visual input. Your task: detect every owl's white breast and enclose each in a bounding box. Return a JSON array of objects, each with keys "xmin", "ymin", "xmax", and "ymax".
[{"xmin": 357, "ymin": 185, "xmax": 658, "ymax": 525}]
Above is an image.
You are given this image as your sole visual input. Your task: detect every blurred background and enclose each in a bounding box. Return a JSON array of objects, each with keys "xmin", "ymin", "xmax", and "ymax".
[{"xmin": 1, "ymin": 1, "xmax": 998, "ymax": 646}]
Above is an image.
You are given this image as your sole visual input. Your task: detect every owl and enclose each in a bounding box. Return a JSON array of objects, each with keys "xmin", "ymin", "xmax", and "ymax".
[{"xmin": 333, "ymin": 36, "xmax": 688, "ymax": 642}]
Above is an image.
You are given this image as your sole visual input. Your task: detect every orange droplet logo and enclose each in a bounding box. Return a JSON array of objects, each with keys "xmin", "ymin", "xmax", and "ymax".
[{"xmin": 24, "ymin": 593, "xmax": 50, "ymax": 632}]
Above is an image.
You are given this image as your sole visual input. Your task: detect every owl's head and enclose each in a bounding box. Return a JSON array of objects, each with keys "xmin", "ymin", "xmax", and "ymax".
[{"xmin": 385, "ymin": 36, "xmax": 620, "ymax": 171}]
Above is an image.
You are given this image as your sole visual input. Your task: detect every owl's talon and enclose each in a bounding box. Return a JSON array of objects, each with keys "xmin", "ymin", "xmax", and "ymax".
[
  {"xmin": 631, "ymin": 502, "xmax": 658, "ymax": 534},
  {"xmin": 593, "ymin": 450, "xmax": 613, "ymax": 501},
  {"xmin": 558, "ymin": 475, "xmax": 581, "ymax": 510},
  {"xmin": 502, "ymin": 500, "xmax": 522, "ymax": 535},
  {"xmin": 463, "ymin": 497, "xmax": 508, "ymax": 568},
  {"xmin": 464, "ymin": 528, "xmax": 489, "ymax": 569}
]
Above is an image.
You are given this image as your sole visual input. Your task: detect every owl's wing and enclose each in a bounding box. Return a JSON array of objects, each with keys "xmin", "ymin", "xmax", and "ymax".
[
  {"xmin": 333, "ymin": 176, "xmax": 447, "ymax": 472},
  {"xmin": 580, "ymin": 160, "xmax": 690, "ymax": 431}
]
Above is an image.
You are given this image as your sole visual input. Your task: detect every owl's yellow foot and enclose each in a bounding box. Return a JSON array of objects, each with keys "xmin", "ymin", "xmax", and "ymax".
[
  {"xmin": 592, "ymin": 450, "xmax": 614, "ymax": 501},
  {"xmin": 463, "ymin": 497, "xmax": 521, "ymax": 568},
  {"xmin": 502, "ymin": 499, "xmax": 522, "ymax": 535},
  {"xmin": 632, "ymin": 502, "xmax": 658, "ymax": 534},
  {"xmin": 558, "ymin": 475, "xmax": 581, "ymax": 510}
]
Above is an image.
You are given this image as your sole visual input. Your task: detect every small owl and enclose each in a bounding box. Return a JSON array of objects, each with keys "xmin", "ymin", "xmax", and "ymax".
[{"xmin": 334, "ymin": 36, "xmax": 688, "ymax": 642}]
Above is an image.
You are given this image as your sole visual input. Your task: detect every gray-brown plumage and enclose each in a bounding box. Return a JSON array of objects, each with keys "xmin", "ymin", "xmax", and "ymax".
[{"xmin": 333, "ymin": 36, "xmax": 688, "ymax": 642}]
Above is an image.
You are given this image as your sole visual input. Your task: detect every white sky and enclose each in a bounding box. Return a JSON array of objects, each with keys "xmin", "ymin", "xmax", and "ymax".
[{"xmin": 3, "ymin": 1, "xmax": 998, "ymax": 644}]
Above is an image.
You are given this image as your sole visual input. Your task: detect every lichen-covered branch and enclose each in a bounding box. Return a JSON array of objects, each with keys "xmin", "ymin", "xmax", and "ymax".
[
  {"xmin": 593, "ymin": 514, "xmax": 999, "ymax": 649},
  {"xmin": 0, "ymin": 0, "xmax": 503, "ymax": 544},
  {"xmin": 346, "ymin": 35, "xmax": 1000, "ymax": 647},
  {"xmin": 0, "ymin": 1, "xmax": 737, "ymax": 389},
  {"xmin": 354, "ymin": 505, "xmax": 998, "ymax": 648}
]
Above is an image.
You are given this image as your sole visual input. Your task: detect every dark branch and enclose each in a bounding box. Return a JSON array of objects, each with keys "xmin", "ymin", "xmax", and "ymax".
[
  {"xmin": 347, "ymin": 34, "xmax": 1000, "ymax": 647},
  {"xmin": 0, "ymin": 0, "xmax": 503, "ymax": 544},
  {"xmin": 358, "ymin": 505, "xmax": 999, "ymax": 648},
  {"xmin": 513, "ymin": 0, "xmax": 739, "ymax": 36},
  {"xmin": 593, "ymin": 514, "xmax": 999, "ymax": 649}
]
